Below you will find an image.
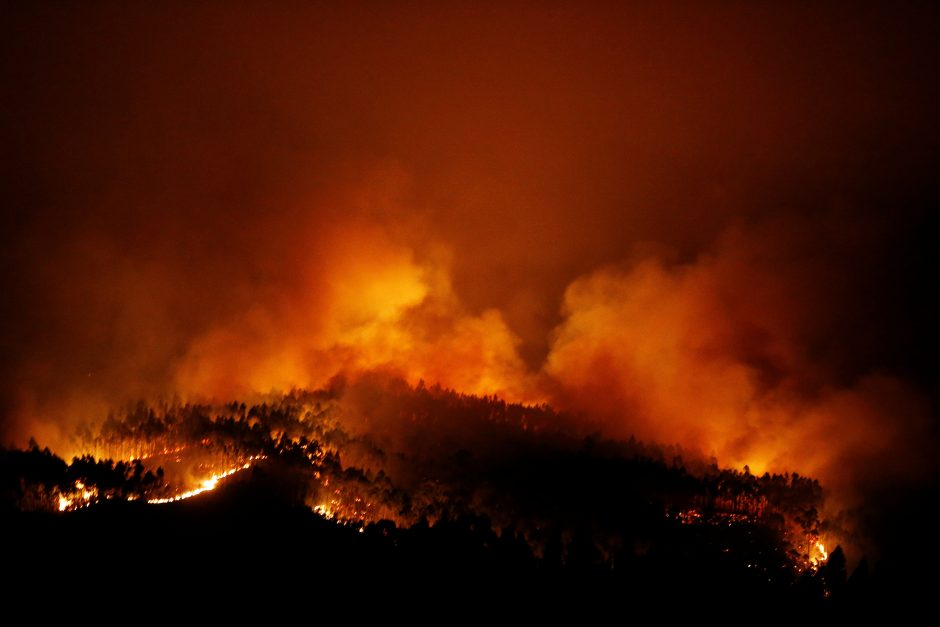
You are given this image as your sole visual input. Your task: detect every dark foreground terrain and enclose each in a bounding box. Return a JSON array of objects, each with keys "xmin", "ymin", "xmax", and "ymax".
[{"xmin": 6, "ymin": 466, "xmax": 882, "ymax": 614}]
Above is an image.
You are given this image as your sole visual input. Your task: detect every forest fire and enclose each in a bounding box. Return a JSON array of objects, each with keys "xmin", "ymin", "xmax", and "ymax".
[
  {"xmin": 146, "ymin": 459, "xmax": 258, "ymax": 505},
  {"xmin": 811, "ymin": 542, "xmax": 829, "ymax": 568},
  {"xmin": 3, "ymin": 1, "xmax": 938, "ymax": 609},
  {"xmin": 57, "ymin": 481, "xmax": 97, "ymax": 512},
  {"xmin": 4, "ymin": 382, "xmax": 842, "ymax": 578}
]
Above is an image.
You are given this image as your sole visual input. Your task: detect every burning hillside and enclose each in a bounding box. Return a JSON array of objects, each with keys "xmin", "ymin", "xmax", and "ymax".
[
  {"xmin": 3, "ymin": 1, "xmax": 938, "ymax": 611},
  {"xmin": 4, "ymin": 375, "xmax": 854, "ymax": 604}
]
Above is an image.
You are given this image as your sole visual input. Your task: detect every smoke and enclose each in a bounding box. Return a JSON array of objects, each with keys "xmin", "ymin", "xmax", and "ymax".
[
  {"xmin": 172, "ymin": 218, "xmax": 537, "ymax": 403},
  {"xmin": 24, "ymin": 204, "xmax": 922, "ymax": 511},
  {"xmin": 2, "ymin": 2, "xmax": 938, "ymax": 513},
  {"xmin": 543, "ymin": 214, "xmax": 937, "ymax": 504}
]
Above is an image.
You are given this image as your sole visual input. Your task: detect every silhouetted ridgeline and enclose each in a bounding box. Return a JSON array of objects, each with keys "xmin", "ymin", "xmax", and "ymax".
[{"xmin": 3, "ymin": 377, "xmax": 876, "ymax": 607}]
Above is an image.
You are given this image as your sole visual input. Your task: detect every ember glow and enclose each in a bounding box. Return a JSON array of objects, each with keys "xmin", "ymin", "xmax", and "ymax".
[
  {"xmin": 3, "ymin": 2, "xmax": 938, "ymax": 605},
  {"xmin": 57, "ymin": 481, "xmax": 97, "ymax": 512},
  {"xmin": 147, "ymin": 460, "xmax": 256, "ymax": 505},
  {"xmin": 812, "ymin": 542, "xmax": 830, "ymax": 568}
]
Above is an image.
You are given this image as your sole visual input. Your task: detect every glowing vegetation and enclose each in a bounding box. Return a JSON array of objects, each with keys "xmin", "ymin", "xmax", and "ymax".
[{"xmin": 1, "ymin": 378, "xmax": 843, "ymax": 579}]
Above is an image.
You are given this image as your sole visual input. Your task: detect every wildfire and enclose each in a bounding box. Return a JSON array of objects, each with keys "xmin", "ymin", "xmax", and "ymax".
[
  {"xmin": 128, "ymin": 445, "xmax": 187, "ymax": 462},
  {"xmin": 811, "ymin": 541, "xmax": 829, "ymax": 567},
  {"xmin": 313, "ymin": 503, "xmax": 334, "ymax": 519},
  {"xmin": 52, "ymin": 453, "xmax": 266, "ymax": 511},
  {"xmin": 147, "ymin": 456, "xmax": 263, "ymax": 504},
  {"xmin": 311, "ymin": 492, "xmax": 374, "ymax": 524},
  {"xmin": 57, "ymin": 481, "xmax": 99, "ymax": 512},
  {"xmin": 34, "ymin": 388, "xmax": 841, "ymax": 584},
  {"xmin": 147, "ymin": 464, "xmax": 248, "ymax": 504}
]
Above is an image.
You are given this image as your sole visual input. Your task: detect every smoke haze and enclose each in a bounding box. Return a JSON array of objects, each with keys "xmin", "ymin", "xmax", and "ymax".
[{"xmin": 3, "ymin": 2, "xmax": 938, "ymax": 507}]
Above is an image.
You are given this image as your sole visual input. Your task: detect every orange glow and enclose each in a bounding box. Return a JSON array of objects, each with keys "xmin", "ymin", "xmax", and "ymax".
[
  {"xmin": 3, "ymin": 4, "xmax": 936, "ymax": 561},
  {"xmin": 21, "ymin": 216, "xmax": 936, "ymax": 521},
  {"xmin": 811, "ymin": 541, "xmax": 829, "ymax": 568},
  {"xmin": 36, "ymin": 218, "xmax": 932, "ymax": 518},
  {"xmin": 171, "ymin": 224, "xmax": 540, "ymax": 404},
  {"xmin": 541, "ymin": 229, "xmax": 936, "ymax": 507},
  {"xmin": 57, "ymin": 481, "xmax": 99, "ymax": 512},
  {"xmin": 148, "ymin": 457, "xmax": 262, "ymax": 505}
]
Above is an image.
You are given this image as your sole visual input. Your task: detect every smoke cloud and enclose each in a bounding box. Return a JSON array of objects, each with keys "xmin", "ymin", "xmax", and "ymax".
[{"xmin": 544, "ymin": 214, "xmax": 937, "ymax": 502}]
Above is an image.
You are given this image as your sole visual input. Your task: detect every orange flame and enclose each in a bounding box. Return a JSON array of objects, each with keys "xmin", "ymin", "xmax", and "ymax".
[{"xmin": 147, "ymin": 457, "xmax": 262, "ymax": 505}]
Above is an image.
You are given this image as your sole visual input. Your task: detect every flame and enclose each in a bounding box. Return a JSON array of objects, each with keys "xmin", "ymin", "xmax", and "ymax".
[
  {"xmin": 810, "ymin": 541, "xmax": 828, "ymax": 567},
  {"xmin": 313, "ymin": 503, "xmax": 334, "ymax": 519},
  {"xmin": 57, "ymin": 480, "xmax": 100, "ymax": 512},
  {"xmin": 147, "ymin": 457, "xmax": 261, "ymax": 505}
]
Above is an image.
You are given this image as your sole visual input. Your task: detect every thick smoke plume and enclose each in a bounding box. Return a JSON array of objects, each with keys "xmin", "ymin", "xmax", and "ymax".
[{"xmin": 545, "ymin": 213, "xmax": 937, "ymax": 503}]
